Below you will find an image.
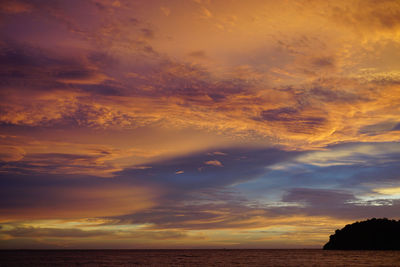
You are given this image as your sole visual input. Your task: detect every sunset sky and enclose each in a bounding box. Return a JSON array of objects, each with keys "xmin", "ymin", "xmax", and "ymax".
[{"xmin": 1, "ymin": 0, "xmax": 400, "ymax": 249}]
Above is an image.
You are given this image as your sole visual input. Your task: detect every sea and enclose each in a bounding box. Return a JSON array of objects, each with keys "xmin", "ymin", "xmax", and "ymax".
[{"xmin": 1, "ymin": 249, "xmax": 400, "ymax": 266}]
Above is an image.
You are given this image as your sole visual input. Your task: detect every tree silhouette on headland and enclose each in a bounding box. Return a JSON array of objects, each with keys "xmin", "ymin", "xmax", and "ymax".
[{"xmin": 323, "ymin": 218, "xmax": 400, "ymax": 250}]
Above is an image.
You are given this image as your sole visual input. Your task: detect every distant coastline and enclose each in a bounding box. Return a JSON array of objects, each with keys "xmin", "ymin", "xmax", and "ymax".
[{"xmin": 324, "ymin": 218, "xmax": 400, "ymax": 250}]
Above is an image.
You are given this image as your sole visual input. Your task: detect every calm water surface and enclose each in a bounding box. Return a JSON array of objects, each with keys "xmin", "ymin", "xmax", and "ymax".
[{"xmin": 1, "ymin": 249, "xmax": 400, "ymax": 266}]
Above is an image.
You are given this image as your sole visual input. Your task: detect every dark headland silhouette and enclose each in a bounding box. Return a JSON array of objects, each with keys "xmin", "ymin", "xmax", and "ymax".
[{"xmin": 323, "ymin": 218, "xmax": 400, "ymax": 250}]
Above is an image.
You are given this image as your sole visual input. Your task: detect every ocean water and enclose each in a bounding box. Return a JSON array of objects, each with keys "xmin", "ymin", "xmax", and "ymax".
[{"xmin": 1, "ymin": 249, "xmax": 400, "ymax": 266}]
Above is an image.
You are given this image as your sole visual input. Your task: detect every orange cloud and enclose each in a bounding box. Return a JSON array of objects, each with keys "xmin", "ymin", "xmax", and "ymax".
[{"xmin": 204, "ymin": 160, "xmax": 223, "ymax": 167}]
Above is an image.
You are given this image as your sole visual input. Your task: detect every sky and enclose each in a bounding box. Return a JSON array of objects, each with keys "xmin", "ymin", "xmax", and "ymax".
[{"xmin": 0, "ymin": 0, "xmax": 400, "ymax": 249}]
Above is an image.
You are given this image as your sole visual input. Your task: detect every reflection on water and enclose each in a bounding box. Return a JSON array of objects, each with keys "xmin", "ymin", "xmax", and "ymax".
[{"xmin": 1, "ymin": 249, "xmax": 400, "ymax": 266}]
